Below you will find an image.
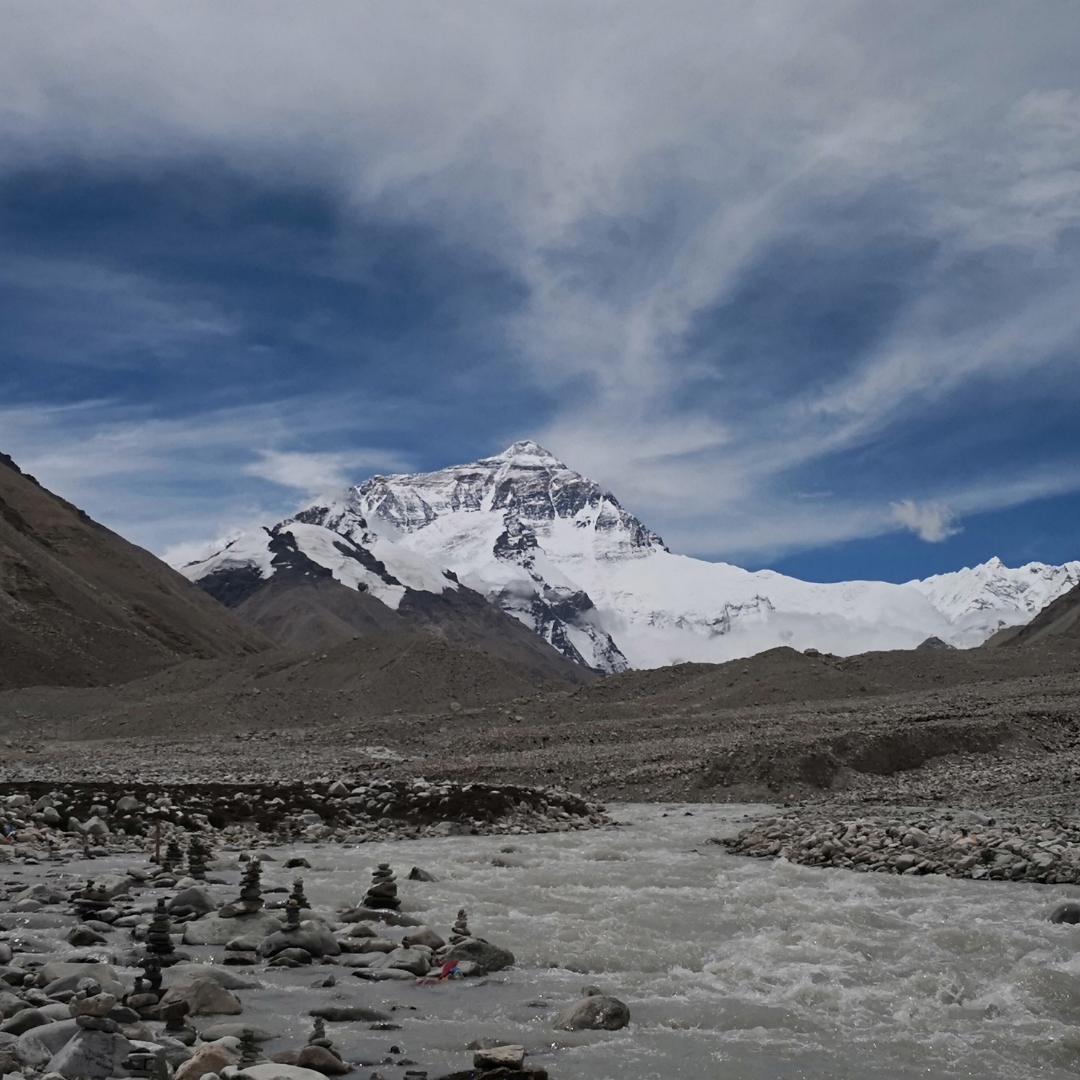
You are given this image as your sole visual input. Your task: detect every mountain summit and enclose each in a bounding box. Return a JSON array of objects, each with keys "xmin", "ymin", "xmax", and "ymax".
[{"xmin": 179, "ymin": 443, "xmax": 1080, "ymax": 671}]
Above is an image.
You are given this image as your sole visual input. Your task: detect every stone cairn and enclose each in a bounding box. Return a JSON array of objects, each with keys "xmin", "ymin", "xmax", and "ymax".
[
  {"xmin": 308, "ymin": 1018, "xmax": 330, "ymax": 1048},
  {"xmin": 187, "ymin": 837, "xmax": 208, "ymax": 880},
  {"xmin": 289, "ymin": 876, "xmax": 309, "ymax": 909},
  {"xmin": 283, "ymin": 897, "xmax": 302, "ymax": 931},
  {"xmin": 449, "ymin": 908, "xmax": 471, "ymax": 945},
  {"xmin": 221, "ymin": 856, "xmax": 263, "ymax": 917},
  {"xmin": 72, "ymin": 879, "xmax": 113, "ymax": 920},
  {"xmin": 163, "ymin": 838, "xmax": 184, "ymax": 874},
  {"xmin": 147, "ymin": 898, "xmax": 176, "ymax": 960},
  {"xmin": 238, "ymin": 1029, "xmax": 262, "ymax": 1068},
  {"xmin": 364, "ymin": 863, "xmax": 400, "ymax": 910},
  {"xmin": 133, "ymin": 954, "xmax": 163, "ymax": 999}
]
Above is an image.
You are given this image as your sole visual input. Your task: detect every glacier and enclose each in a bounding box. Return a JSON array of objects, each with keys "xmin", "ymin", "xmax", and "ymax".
[{"xmin": 177, "ymin": 441, "xmax": 1080, "ymax": 672}]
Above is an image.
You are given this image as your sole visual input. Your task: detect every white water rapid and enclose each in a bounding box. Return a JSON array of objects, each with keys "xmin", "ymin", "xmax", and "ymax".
[{"xmin": 35, "ymin": 803, "xmax": 1080, "ymax": 1079}]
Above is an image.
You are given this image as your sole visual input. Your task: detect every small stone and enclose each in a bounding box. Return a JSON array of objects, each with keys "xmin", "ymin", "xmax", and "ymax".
[{"xmin": 473, "ymin": 1044, "xmax": 524, "ymax": 1070}]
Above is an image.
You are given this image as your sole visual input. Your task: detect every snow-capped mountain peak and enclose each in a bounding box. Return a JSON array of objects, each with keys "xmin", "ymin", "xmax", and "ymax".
[{"xmin": 175, "ymin": 441, "xmax": 1080, "ymax": 673}]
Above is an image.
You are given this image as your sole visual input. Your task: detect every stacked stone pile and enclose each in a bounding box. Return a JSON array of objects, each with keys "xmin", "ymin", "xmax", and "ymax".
[{"xmin": 721, "ymin": 809, "xmax": 1080, "ymax": 883}]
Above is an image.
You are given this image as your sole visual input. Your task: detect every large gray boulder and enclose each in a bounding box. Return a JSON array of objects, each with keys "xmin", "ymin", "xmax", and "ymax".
[
  {"xmin": 158, "ymin": 977, "xmax": 243, "ymax": 1016},
  {"xmin": 258, "ymin": 922, "xmax": 340, "ymax": 959},
  {"xmin": 183, "ymin": 911, "xmax": 283, "ymax": 946},
  {"xmin": 441, "ymin": 938, "xmax": 514, "ymax": 972},
  {"xmin": 15, "ymin": 1018, "xmax": 80, "ymax": 1067},
  {"xmin": 168, "ymin": 886, "xmax": 216, "ymax": 917},
  {"xmin": 164, "ymin": 964, "xmax": 261, "ymax": 991},
  {"xmin": 47, "ymin": 1026, "xmax": 132, "ymax": 1078},
  {"xmin": 37, "ymin": 964, "xmax": 126, "ymax": 999},
  {"xmin": 553, "ymin": 991, "xmax": 631, "ymax": 1031}
]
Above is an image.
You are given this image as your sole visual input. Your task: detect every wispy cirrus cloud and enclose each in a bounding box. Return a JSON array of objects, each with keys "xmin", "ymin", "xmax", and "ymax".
[{"xmin": 0, "ymin": 2, "xmax": 1078, "ymax": 577}]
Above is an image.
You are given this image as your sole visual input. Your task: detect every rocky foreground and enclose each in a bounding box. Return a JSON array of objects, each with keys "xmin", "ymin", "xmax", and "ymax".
[{"xmin": 0, "ymin": 783, "xmax": 630, "ymax": 1080}]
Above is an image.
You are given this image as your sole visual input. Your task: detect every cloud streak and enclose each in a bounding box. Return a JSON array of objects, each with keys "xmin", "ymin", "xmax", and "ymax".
[{"xmin": 0, "ymin": 2, "xmax": 1078, "ymax": 573}]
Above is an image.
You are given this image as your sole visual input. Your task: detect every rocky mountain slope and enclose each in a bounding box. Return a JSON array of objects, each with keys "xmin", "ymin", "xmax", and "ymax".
[
  {"xmin": 183, "ymin": 512, "xmax": 593, "ymax": 684},
  {"xmin": 0, "ymin": 451, "xmax": 269, "ymax": 690},
  {"xmin": 178, "ymin": 441, "xmax": 1080, "ymax": 672}
]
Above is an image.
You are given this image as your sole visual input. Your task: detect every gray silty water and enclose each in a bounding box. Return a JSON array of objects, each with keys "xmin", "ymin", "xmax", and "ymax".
[{"xmin": 35, "ymin": 803, "xmax": 1080, "ymax": 1079}]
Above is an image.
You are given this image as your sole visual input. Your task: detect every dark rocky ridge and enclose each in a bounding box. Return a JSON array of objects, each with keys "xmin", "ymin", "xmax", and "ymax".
[{"xmin": 0, "ymin": 450, "xmax": 270, "ymax": 691}]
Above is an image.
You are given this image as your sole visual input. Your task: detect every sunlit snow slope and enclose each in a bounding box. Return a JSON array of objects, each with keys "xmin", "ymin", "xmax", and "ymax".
[{"xmin": 179, "ymin": 442, "xmax": 1080, "ymax": 672}]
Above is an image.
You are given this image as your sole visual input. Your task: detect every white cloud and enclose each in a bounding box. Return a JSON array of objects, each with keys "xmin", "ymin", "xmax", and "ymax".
[
  {"xmin": 243, "ymin": 449, "xmax": 405, "ymax": 501},
  {"xmin": 890, "ymin": 500, "xmax": 962, "ymax": 543},
  {"xmin": 2, "ymin": 2, "xmax": 1080, "ymax": 561}
]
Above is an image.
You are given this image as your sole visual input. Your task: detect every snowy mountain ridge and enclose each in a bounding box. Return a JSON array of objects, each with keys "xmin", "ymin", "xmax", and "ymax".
[{"xmin": 178, "ymin": 441, "xmax": 1080, "ymax": 672}]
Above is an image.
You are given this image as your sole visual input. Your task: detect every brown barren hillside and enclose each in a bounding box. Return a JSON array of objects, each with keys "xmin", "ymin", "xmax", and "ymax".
[{"xmin": 0, "ymin": 451, "xmax": 271, "ymax": 690}]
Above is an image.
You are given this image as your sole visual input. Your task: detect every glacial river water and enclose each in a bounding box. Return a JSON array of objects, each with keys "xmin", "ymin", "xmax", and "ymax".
[{"xmin": 40, "ymin": 803, "xmax": 1080, "ymax": 1079}]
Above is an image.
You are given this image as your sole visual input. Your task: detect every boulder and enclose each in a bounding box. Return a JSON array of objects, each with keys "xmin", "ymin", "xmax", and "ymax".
[
  {"xmin": 169, "ymin": 887, "xmax": 217, "ymax": 918},
  {"xmin": 376, "ymin": 948, "xmax": 430, "ymax": 976},
  {"xmin": 183, "ymin": 912, "xmax": 283, "ymax": 947},
  {"xmin": 46, "ymin": 1026, "xmax": 132, "ymax": 1079},
  {"xmin": 258, "ymin": 923, "xmax": 340, "ymax": 960},
  {"xmin": 230, "ymin": 1063, "xmax": 328, "ymax": 1080},
  {"xmin": 402, "ymin": 927, "xmax": 445, "ymax": 951},
  {"xmin": 15, "ymin": 1018, "xmax": 80, "ymax": 1066},
  {"xmin": 441, "ymin": 939, "xmax": 515, "ymax": 972},
  {"xmin": 553, "ymin": 992, "xmax": 630, "ymax": 1031},
  {"xmin": 172, "ymin": 1039, "xmax": 238, "ymax": 1080},
  {"xmin": 67, "ymin": 924, "xmax": 108, "ymax": 947},
  {"xmin": 1050, "ymin": 902, "xmax": 1080, "ymax": 925},
  {"xmin": 1, "ymin": 1009, "xmax": 50, "ymax": 1036},
  {"xmin": 296, "ymin": 1044, "xmax": 350, "ymax": 1074},
  {"xmin": 37, "ymin": 964, "xmax": 126, "ymax": 1000},
  {"xmin": 71, "ymin": 994, "xmax": 117, "ymax": 1018},
  {"xmin": 158, "ymin": 978, "xmax": 243, "ymax": 1017},
  {"xmin": 473, "ymin": 1045, "xmax": 525, "ymax": 1070}
]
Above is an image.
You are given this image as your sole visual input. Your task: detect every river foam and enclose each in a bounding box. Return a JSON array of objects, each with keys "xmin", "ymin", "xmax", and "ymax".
[{"xmin": 39, "ymin": 803, "xmax": 1080, "ymax": 1078}]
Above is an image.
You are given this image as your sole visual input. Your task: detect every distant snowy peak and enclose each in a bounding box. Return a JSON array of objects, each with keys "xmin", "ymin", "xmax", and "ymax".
[
  {"xmin": 352, "ymin": 440, "xmax": 665, "ymax": 560},
  {"xmin": 177, "ymin": 440, "xmax": 1080, "ymax": 673},
  {"xmin": 909, "ymin": 557, "xmax": 1080, "ymax": 629}
]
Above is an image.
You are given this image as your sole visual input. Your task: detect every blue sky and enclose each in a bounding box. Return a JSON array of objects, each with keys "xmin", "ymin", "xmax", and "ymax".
[{"xmin": 1, "ymin": 2, "xmax": 1079, "ymax": 582}]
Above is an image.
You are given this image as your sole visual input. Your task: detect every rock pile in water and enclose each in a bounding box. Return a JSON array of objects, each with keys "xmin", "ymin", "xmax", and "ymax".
[
  {"xmin": 364, "ymin": 864, "xmax": 400, "ymax": 910},
  {"xmin": 722, "ymin": 808, "xmax": 1080, "ymax": 883}
]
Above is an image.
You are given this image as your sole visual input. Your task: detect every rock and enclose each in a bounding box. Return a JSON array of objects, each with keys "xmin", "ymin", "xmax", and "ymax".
[
  {"xmin": 309, "ymin": 1006, "xmax": 392, "ymax": 1023},
  {"xmin": 259, "ymin": 924, "xmax": 341, "ymax": 960},
  {"xmin": 407, "ymin": 868, "xmax": 437, "ymax": 882},
  {"xmin": 226, "ymin": 935, "xmax": 263, "ymax": 953},
  {"xmin": 1050, "ymin": 902, "xmax": 1080, "ymax": 924},
  {"xmin": 267, "ymin": 949, "xmax": 313, "ymax": 968},
  {"xmin": 71, "ymin": 995, "xmax": 117, "ymax": 1018},
  {"xmin": 15, "ymin": 1018, "xmax": 80, "ymax": 1066},
  {"xmin": 199, "ymin": 1023, "xmax": 275, "ymax": 1042},
  {"xmin": 376, "ymin": 949, "xmax": 430, "ymax": 976},
  {"xmin": 473, "ymin": 1045, "xmax": 525, "ymax": 1070},
  {"xmin": 441, "ymin": 939, "xmax": 515, "ymax": 972},
  {"xmin": 328, "ymin": 781, "xmax": 350, "ymax": 797},
  {"xmin": 115, "ymin": 795, "xmax": 142, "ymax": 814},
  {"xmin": 0, "ymin": 991, "xmax": 23, "ymax": 1018},
  {"xmin": 66, "ymin": 924, "xmax": 107, "ymax": 948},
  {"xmin": 402, "ymin": 927, "xmax": 445, "ymax": 951},
  {"xmin": 284, "ymin": 858, "xmax": 311, "ymax": 870},
  {"xmin": 172, "ymin": 1040, "xmax": 238, "ymax": 1080},
  {"xmin": 552, "ymin": 993, "xmax": 630, "ymax": 1031},
  {"xmin": 37, "ymin": 965, "xmax": 125, "ymax": 1000},
  {"xmin": 296, "ymin": 1045, "xmax": 350, "ymax": 1074},
  {"xmin": 0, "ymin": 1010, "xmax": 49, "ymax": 1036},
  {"xmin": 46, "ymin": 1026, "xmax": 132, "ymax": 1079},
  {"xmin": 229, "ymin": 1063, "xmax": 328, "ymax": 1080},
  {"xmin": 169, "ymin": 887, "xmax": 217, "ymax": 918},
  {"xmin": 158, "ymin": 978, "xmax": 243, "ymax": 1017},
  {"xmin": 183, "ymin": 913, "xmax": 283, "ymax": 947}
]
